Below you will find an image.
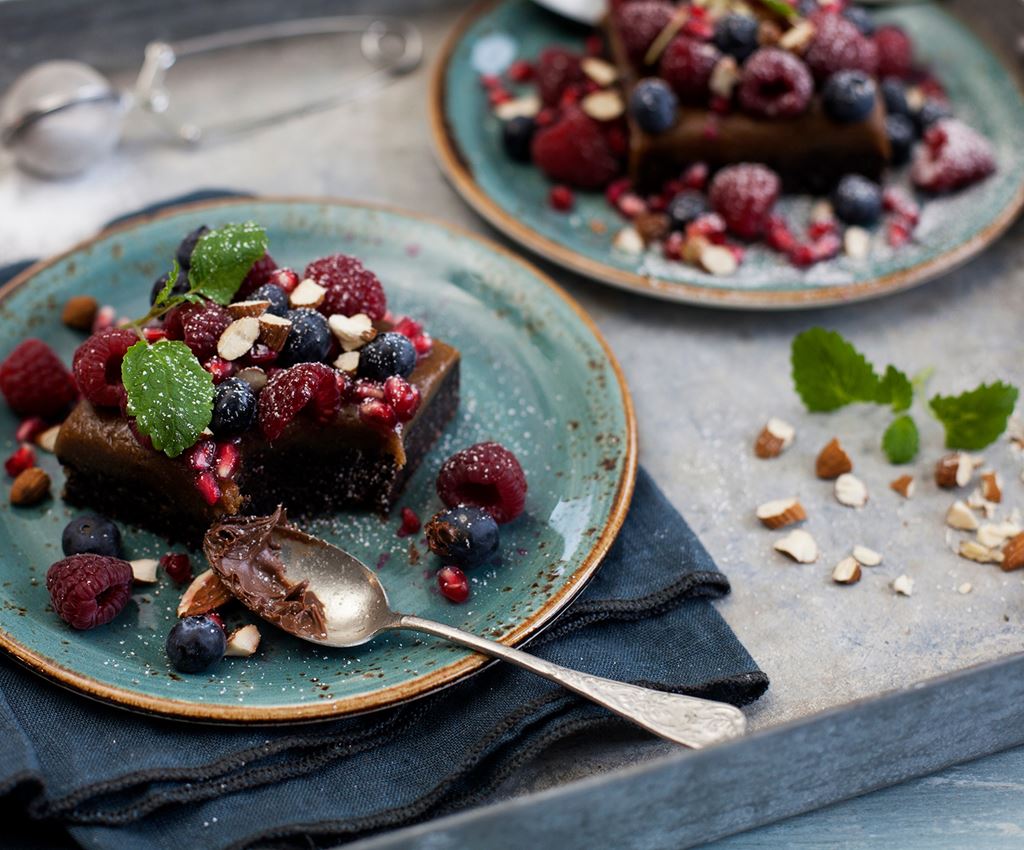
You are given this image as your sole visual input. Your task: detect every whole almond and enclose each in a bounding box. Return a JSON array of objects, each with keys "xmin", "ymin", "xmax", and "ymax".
[
  {"xmin": 61, "ymin": 295, "xmax": 98, "ymax": 331},
  {"xmin": 816, "ymin": 438, "xmax": 852, "ymax": 479},
  {"xmin": 10, "ymin": 467, "xmax": 50, "ymax": 505},
  {"xmin": 177, "ymin": 569, "xmax": 232, "ymax": 617}
]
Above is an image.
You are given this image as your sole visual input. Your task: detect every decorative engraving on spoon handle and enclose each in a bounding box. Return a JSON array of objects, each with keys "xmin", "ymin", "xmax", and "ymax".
[{"xmin": 396, "ymin": 615, "xmax": 746, "ymax": 748}]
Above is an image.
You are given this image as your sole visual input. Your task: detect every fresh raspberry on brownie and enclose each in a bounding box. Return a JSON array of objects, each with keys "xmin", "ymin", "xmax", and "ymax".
[
  {"xmin": 614, "ymin": 1, "xmax": 676, "ymax": 68},
  {"xmin": 737, "ymin": 49, "xmax": 813, "ymax": 119},
  {"xmin": 180, "ymin": 304, "xmax": 233, "ymax": 360},
  {"xmin": 911, "ymin": 119, "xmax": 996, "ymax": 193},
  {"xmin": 73, "ymin": 327, "xmax": 138, "ymax": 408},
  {"xmin": 0, "ymin": 339, "xmax": 77, "ymax": 418},
  {"xmin": 531, "ymin": 106, "xmax": 622, "ymax": 190},
  {"xmin": 804, "ymin": 13, "xmax": 878, "ymax": 82},
  {"xmin": 659, "ymin": 35, "xmax": 720, "ymax": 103},
  {"xmin": 708, "ymin": 163, "xmax": 781, "ymax": 239},
  {"xmin": 436, "ymin": 441, "xmax": 527, "ymax": 524},
  {"xmin": 536, "ymin": 47, "xmax": 584, "ymax": 107},
  {"xmin": 258, "ymin": 362, "xmax": 341, "ymax": 441},
  {"xmin": 873, "ymin": 25, "xmax": 913, "ymax": 79},
  {"xmin": 46, "ymin": 553, "xmax": 133, "ymax": 630},
  {"xmin": 303, "ymin": 254, "xmax": 387, "ymax": 321}
]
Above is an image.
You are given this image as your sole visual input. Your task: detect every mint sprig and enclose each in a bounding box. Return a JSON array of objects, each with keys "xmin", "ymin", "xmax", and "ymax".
[
  {"xmin": 791, "ymin": 328, "xmax": 880, "ymax": 412},
  {"xmin": 877, "ymin": 365, "xmax": 913, "ymax": 413},
  {"xmin": 929, "ymin": 382, "xmax": 1019, "ymax": 450},
  {"xmin": 187, "ymin": 221, "xmax": 268, "ymax": 305},
  {"xmin": 122, "ymin": 341, "xmax": 214, "ymax": 457}
]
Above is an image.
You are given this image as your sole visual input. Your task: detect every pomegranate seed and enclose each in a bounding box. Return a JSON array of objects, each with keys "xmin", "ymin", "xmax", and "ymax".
[
  {"xmin": 4, "ymin": 444, "xmax": 35, "ymax": 477},
  {"xmin": 243, "ymin": 343, "xmax": 278, "ymax": 369},
  {"xmin": 393, "ymin": 317, "xmax": 424, "ymax": 339},
  {"xmin": 479, "ymin": 74, "xmax": 501, "ymax": 90},
  {"xmin": 789, "ymin": 243, "xmax": 817, "ymax": 267},
  {"xmin": 143, "ymin": 327, "xmax": 167, "ymax": 342},
  {"xmin": 206, "ymin": 611, "xmax": 225, "ymax": 631},
  {"xmin": 808, "ymin": 220, "xmax": 837, "ymax": 240},
  {"xmin": 549, "ymin": 185, "xmax": 574, "ymax": 212},
  {"xmin": 617, "ymin": 193, "xmax": 647, "ymax": 218},
  {"xmin": 91, "ymin": 305, "xmax": 116, "ymax": 333},
  {"xmin": 765, "ymin": 215, "xmax": 797, "ymax": 252},
  {"xmin": 727, "ymin": 244, "xmax": 746, "ymax": 264},
  {"xmin": 215, "ymin": 441, "xmax": 240, "ymax": 479},
  {"xmin": 662, "ymin": 232, "xmax": 686, "ymax": 261},
  {"xmin": 683, "ymin": 17, "xmax": 714, "ymax": 39},
  {"xmin": 811, "ymin": 232, "xmax": 842, "ymax": 261},
  {"xmin": 682, "ymin": 162, "xmax": 709, "ymax": 191},
  {"xmin": 266, "ymin": 268, "xmax": 299, "ymax": 293},
  {"xmin": 203, "ymin": 356, "xmax": 235, "ymax": 384},
  {"xmin": 888, "ymin": 219, "xmax": 912, "ymax": 247},
  {"xmin": 412, "ymin": 333, "xmax": 433, "ymax": 357},
  {"xmin": 334, "ymin": 370, "xmax": 350, "ymax": 398},
  {"xmin": 384, "ymin": 376, "xmax": 421, "ymax": 422},
  {"xmin": 882, "ymin": 188, "xmax": 919, "ymax": 224},
  {"xmin": 605, "ymin": 178, "xmax": 632, "ymax": 206},
  {"xmin": 195, "ymin": 471, "xmax": 221, "ymax": 506},
  {"xmin": 186, "ymin": 439, "xmax": 216, "ymax": 471},
  {"xmin": 15, "ymin": 417, "xmax": 47, "ymax": 444},
  {"xmin": 585, "ymin": 34, "xmax": 604, "ymax": 56},
  {"xmin": 535, "ymin": 108, "xmax": 556, "ymax": 127},
  {"xmin": 437, "ymin": 566, "xmax": 470, "ymax": 603},
  {"xmin": 686, "ymin": 213, "xmax": 727, "ymax": 244},
  {"xmin": 359, "ymin": 399, "xmax": 397, "ymax": 432},
  {"xmin": 159, "ymin": 552, "xmax": 192, "ymax": 584},
  {"xmin": 352, "ymin": 379, "xmax": 385, "ymax": 402},
  {"xmin": 507, "ymin": 60, "xmax": 534, "ymax": 82},
  {"xmin": 397, "ymin": 507, "xmax": 421, "ymax": 538},
  {"xmin": 488, "ymin": 88, "xmax": 513, "ymax": 107},
  {"xmin": 558, "ymin": 86, "xmax": 581, "ymax": 108}
]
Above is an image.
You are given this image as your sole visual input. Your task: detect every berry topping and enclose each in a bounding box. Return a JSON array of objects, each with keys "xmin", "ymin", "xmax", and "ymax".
[
  {"xmin": 180, "ymin": 304, "xmax": 233, "ymax": 360},
  {"xmin": 210, "ymin": 377, "xmax": 258, "ymax": 436},
  {"xmin": 150, "ymin": 271, "xmax": 189, "ymax": 305},
  {"xmin": 203, "ymin": 356, "xmax": 235, "ymax": 384},
  {"xmin": 4, "ymin": 444, "xmax": 35, "ymax": 478},
  {"xmin": 536, "ymin": 47, "xmax": 584, "ymax": 107},
  {"xmin": 880, "ymin": 77, "xmax": 909, "ymax": 117},
  {"xmin": 436, "ymin": 441, "xmax": 527, "ymax": 524},
  {"xmin": 0, "ymin": 339, "xmax": 77, "ymax": 418},
  {"xmin": 175, "ymin": 225, "xmax": 209, "ymax": 271},
  {"xmin": 383, "ymin": 375, "xmax": 421, "ymax": 422},
  {"xmin": 265, "ymin": 267, "xmax": 300, "ymax": 293},
  {"xmin": 708, "ymin": 163, "xmax": 781, "ymax": 240},
  {"xmin": 659, "ymin": 36, "xmax": 719, "ymax": 103},
  {"xmin": 303, "ymin": 254, "xmax": 387, "ymax": 321},
  {"xmin": 46, "ymin": 554, "xmax": 133, "ymax": 630},
  {"xmin": 72, "ymin": 327, "xmax": 138, "ymax": 409},
  {"xmin": 874, "ymin": 25, "xmax": 913, "ymax": 79},
  {"xmin": 166, "ymin": 614, "xmax": 226, "ymax": 673},
  {"xmin": 195, "ymin": 470, "xmax": 221, "ymax": 506},
  {"xmin": 842, "ymin": 6, "xmax": 876, "ymax": 37},
  {"xmin": 614, "ymin": 1, "xmax": 675, "ymax": 68},
  {"xmin": 425, "ymin": 506, "xmax": 500, "ymax": 569},
  {"xmin": 666, "ymin": 190, "xmax": 709, "ymax": 230},
  {"xmin": 914, "ymin": 99, "xmax": 952, "ymax": 134},
  {"xmin": 235, "ymin": 252, "xmax": 278, "ymax": 300},
  {"xmin": 911, "ymin": 119, "xmax": 996, "ymax": 194},
  {"xmin": 61, "ymin": 514, "xmax": 123, "ymax": 558},
  {"xmin": 16, "ymin": 417, "xmax": 48, "ymax": 444},
  {"xmin": 629, "ymin": 78, "xmax": 678, "ymax": 133},
  {"xmin": 831, "ymin": 174, "xmax": 883, "ymax": 227},
  {"xmin": 713, "ymin": 14, "xmax": 759, "ymax": 62},
  {"xmin": 358, "ymin": 399, "xmax": 398, "ymax": 432},
  {"xmin": 279, "ymin": 308, "xmax": 332, "ymax": 366},
  {"xmin": 822, "ymin": 70, "xmax": 877, "ymax": 124},
  {"xmin": 215, "ymin": 440, "xmax": 240, "ymax": 479},
  {"xmin": 258, "ymin": 362, "xmax": 341, "ymax": 441},
  {"xmin": 186, "ymin": 438, "xmax": 216, "ymax": 471},
  {"xmin": 250, "ymin": 283, "xmax": 289, "ymax": 317},
  {"xmin": 357, "ymin": 332, "xmax": 417, "ymax": 382},
  {"xmin": 737, "ymin": 49, "xmax": 813, "ymax": 119},
  {"xmin": 549, "ymin": 184, "xmax": 575, "ymax": 212},
  {"xmin": 531, "ymin": 105, "xmax": 622, "ymax": 190},
  {"xmin": 503, "ymin": 115, "xmax": 537, "ymax": 163},
  {"xmin": 160, "ymin": 552, "xmax": 193, "ymax": 584},
  {"xmin": 804, "ymin": 13, "xmax": 878, "ymax": 81},
  {"xmin": 397, "ymin": 506, "xmax": 421, "ymax": 538},
  {"xmin": 886, "ymin": 114, "xmax": 915, "ymax": 166},
  {"xmin": 437, "ymin": 565, "xmax": 470, "ymax": 604}
]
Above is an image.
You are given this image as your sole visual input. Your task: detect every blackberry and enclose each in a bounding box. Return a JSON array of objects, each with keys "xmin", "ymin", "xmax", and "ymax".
[{"xmin": 210, "ymin": 377, "xmax": 258, "ymax": 436}]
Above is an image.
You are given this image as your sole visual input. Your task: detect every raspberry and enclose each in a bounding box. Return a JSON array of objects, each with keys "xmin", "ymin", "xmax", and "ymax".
[
  {"xmin": 180, "ymin": 304, "xmax": 232, "ymax": 360},
  {"xmin": 72, "ymin": 328, "xmax": 138, "ymax": 408},
  {"xmin": 804, "ymin": 13, "xmax": 878, "ymax": 82},
  {"xmin": 303, "ymin": 254, "xmax": 387, "ymax": 321},
  {"xmin": 874, "ymin": 25, "xmax": 913, "ymax": 79},
  {"xmin": 437, "ymin": 565, "xmax": 470, "ymax": 604},
  {"xmin": 235, "ymin": 252, "xmax": 278, "ymax": 300},
  {"xmin": 614, "ymin": 1, "xmax": 675, "ymax": 68},
  {"xmin": 5, "ymin": 445, "xmax": 35, "ymax": 477},
  {"xmin": 708, "ymin": 164, "xmax": 781, "ymax": 239},
  {"xmin": 911, "ymin": 119, "xmax": 996, "ymax": 194},
  {"xmin": 532, "ymin": 106, "xmax": 621, "ymax": 190},
  {"xmin": 436, "ymin": 442, "xmax": 527, "ymax": 524},
  {"xmin": 258, "ymin": 363, "xmax": 341, "ymax": 441},
  {"xmin": 160, "ymin": 552, "xmax": 193, "ymax": 584},
  {"xmin": 659, "ymin": 35, "xmax": 720, "ymax": 102},
  {"xmin": 46, "ymin": 554, "xmax": 133, "ymax": 630},
  {"xmin": 0, "ymin": 339, "xmax": 77, "ymax": 418},
  {"xmin": 535, "ymin": 47, "xmax": 584, "ymax": 107},
  {"xmin": 737, "ymin": 49, "xmax": 813, "ymax": 119}
]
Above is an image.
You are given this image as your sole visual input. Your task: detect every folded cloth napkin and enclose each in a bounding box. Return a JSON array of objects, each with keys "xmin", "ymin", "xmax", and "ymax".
[{"xmin": 0, "ymin": 195, "xmax": 768, "ymax": 850}]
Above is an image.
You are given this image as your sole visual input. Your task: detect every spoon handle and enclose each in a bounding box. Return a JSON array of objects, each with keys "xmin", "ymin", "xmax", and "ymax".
[{"xmin": 396, "ymin": 615, "xmax": 746, "ymax": 748}]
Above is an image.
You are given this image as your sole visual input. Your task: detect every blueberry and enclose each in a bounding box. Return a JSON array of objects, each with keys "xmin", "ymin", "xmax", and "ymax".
[
  {"xmin": 250, "ymin": 283, "xmax": 289, "ymax": 317},
  {"xmin": 886, "ymin": 114, "xmax": 915, "ymax": 166},
  {"xmin": 166, "ymin": 615, "xmax": 226, "ymax": 674},
  {"xmin": 61, "ymin": 514, "xmax": 123, "ymax": 558},
  {"xmin": 502, "ymin": 116, "xmax": 536, "ymax": 163},
  {"xmin": 279, "ymin": 308, "xmax": 331, "ymax": 365},
  {"xmin": 822, "ymin": 70, "xmax": 877, "ymax": 124},
  {"xmin": 713, "ymin": 14, "xmax": 759, "ymax": 63},
  {"xmin": 629, "ymin": 78, "xmax": 678, "ymax": 135},
  {"xmin": 914, "ymin": 99, "xmax": 951, "ymax": 135},
  {"xmin": 425, "ymin": 506, "xmax": 499, "ymax": 569},
  {"xmin": 842, "ymin": 6, "xmax": 876, "ymax": 36},
  {"xmin": 356, "ymin": 332, "xmax": 416, "ymax": 382},
  {"xmin": 666, "ymin": 190, "xmax": 709, "ymax": 230},
  {"xmin": 210, "ymin": 377, "xmax": 257, "ymax": 436},
  {"xmin": 149, "ymin": 271, "xmax": 190, "ymax": 305},
  {"xmin": 175, "ymin": 225, "xmax": 209, "ymax": 271},
  {"xmin": 831, "ymin": 174, "xmax": 883, "ymax": 227},
  {"xmin": 880, "ymin": 77, "xmax": 909, "ymax": 117}
]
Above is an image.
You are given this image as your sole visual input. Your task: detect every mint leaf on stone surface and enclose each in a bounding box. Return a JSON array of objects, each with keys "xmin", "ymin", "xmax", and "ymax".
[
  {"xmin": 877, "ymin": 365, "xmax": 914, "ymax": 412},
  {"xmin": 882, "ymin": 414, "xmax": 920, "ymax": 464},
  {"xmin": 929, "ymin": 382, "xmax": 1019, "ymax": 450},
  {"xmin": 187, "ymin": 221, "xmax": 268, "ymax": 306},
  {"xmin": 122, "ymin": 340, "xmax": 214, "ymax": 458},
  {"xmin": 791, "ymin": 328, "xmax": 881, "ymax": 412}
]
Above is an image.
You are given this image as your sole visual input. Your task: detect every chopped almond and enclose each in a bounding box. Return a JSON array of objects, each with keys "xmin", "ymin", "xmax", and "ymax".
[
  {"xmin": 755, "ymin": 498, "xmax": 806, "ymax": 529},
  {"xmin": 816, "ymin": 438, "xmax": 852, "ymax": 479}
]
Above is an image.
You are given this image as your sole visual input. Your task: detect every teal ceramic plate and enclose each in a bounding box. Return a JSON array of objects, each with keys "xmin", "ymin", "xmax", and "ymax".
[
  {"xmin": 431, "ymin": 0, "xmax": 1024, "ymax": 309},
  {"xmin": 0, "ymin": 198, "xmax": 636, "ymax": 723}
]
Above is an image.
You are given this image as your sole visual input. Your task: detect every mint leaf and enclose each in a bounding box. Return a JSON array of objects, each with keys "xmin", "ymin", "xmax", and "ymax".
[
  {"xmin": 153, "ymin": 261, "xmax": 180, "ymax": 308},
  {"xmin": 883, "ymin": 415, "xmax": 919, "ymax": 464},
  {"xmin": 187, "ymin": 222, "xmax": 268, "ymax": 306},
  {"xmin": 791, "ymin": 328, "xmax": 881, "ymax": 412},
  {"xmin": 122, "ymin": 340, "xmax": 214, "ymax": 458},
  {"xmin": 929, "ymin": 382, "xmax": 1019, "ymax": 450},
  {"xmin": 877, "ymin": 365, "xmax": 913, "ymax": 412},
  {"xmin": 758, "ymin": 0, "xmax": 798, "ymax": 20}
]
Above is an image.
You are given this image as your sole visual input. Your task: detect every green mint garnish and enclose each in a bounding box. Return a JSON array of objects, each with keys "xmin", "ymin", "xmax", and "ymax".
[
  {"xmin": 153, "ymin": 261, "xmax": 180, "ymax": 309},
  {"xmin": 758, "ymin": 0, "xmax": 799, "ymax": 21},
  {"xmin": 122, "ymin": 340, "xmax": 215, "ymax": 458},
  {"xmin": 882, "ymin": 415, "xmax": 919, "ymax": 464},
  {"xmin": 877, "ymin": 365, "xmax": 913, "ymax": 413},
  {"xmin": 187, "ymin": 221, "xmax": 268, "ymax": 306},
  {"xmin": 929, "ymin": 382, "xmax": 1019, "ymax": 450},
  {"xmin": 791, "ymin": 327, "xmax": 881, "ymax": 412}
]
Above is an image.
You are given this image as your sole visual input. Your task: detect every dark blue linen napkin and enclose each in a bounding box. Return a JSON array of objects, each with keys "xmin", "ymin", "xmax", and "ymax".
[{"xmin": 0, "ymin": 195, "xmax": 768, "ymax": 850}]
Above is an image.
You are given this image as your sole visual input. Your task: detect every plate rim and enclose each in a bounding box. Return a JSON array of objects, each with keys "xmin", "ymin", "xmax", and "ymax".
[
  {"xmin": 428, "ymin": 0, "xmax": 1024, "ymax": 310},
  {"xmin": 0, "ymin": 195, "xmax": 638, "ymax": 724}
]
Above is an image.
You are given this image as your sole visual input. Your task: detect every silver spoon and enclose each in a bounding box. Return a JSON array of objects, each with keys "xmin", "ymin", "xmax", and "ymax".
[{"xmin": 204, "ymin": 513, "xmax": 747, "ymax": 749}]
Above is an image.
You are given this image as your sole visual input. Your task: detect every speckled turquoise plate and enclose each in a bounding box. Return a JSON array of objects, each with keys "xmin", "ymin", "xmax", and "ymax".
[
  {"xmin": 0, "ymin": 198, "xmax": 636, "ymax": 723},
  {"xmin": 431, "ymin": 0, "xmax": 1024, "ymax": 308}
]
